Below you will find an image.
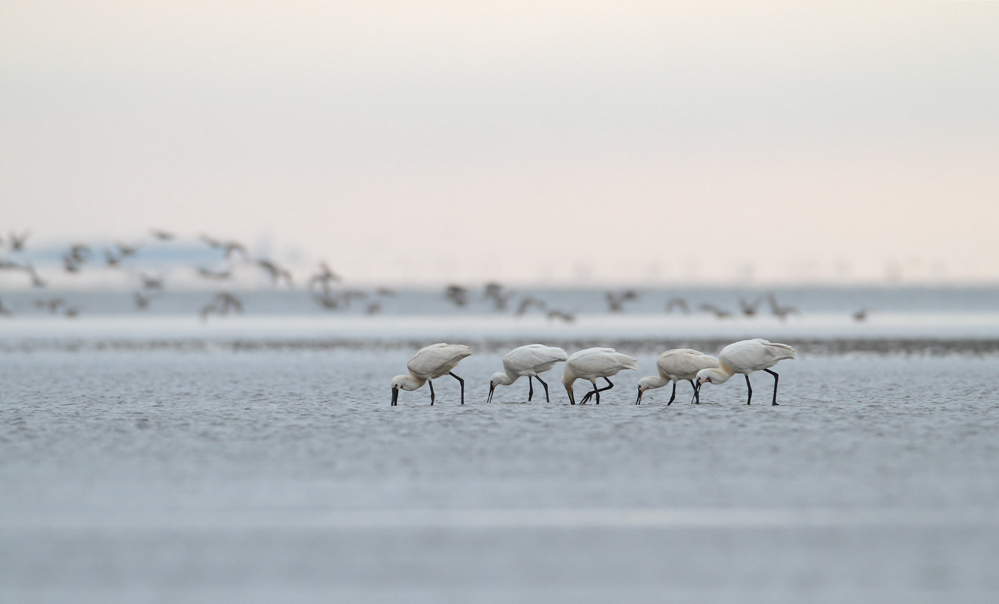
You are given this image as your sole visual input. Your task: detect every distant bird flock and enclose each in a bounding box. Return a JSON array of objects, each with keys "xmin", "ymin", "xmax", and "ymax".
[{"xmin": 1, "ymin": 227, "xmax": 870, "ymax": 327}]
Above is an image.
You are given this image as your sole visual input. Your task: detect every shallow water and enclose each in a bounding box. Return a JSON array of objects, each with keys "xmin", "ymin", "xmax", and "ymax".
[{"xmin": 2, "ymin": 346, "xmax": 999, "ymax": 602}]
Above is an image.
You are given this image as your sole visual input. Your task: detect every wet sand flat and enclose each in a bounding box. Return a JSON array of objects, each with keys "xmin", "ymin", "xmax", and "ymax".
[{"xmin": 2, "ymin": 348, "xmax": 999, "ymax": 602}]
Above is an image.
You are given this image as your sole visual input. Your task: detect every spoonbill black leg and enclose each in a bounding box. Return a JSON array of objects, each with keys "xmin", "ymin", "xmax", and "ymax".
[
  {"xmin": 764, "ymin": 369, "xmax": 780, "ymax": 405},
  {"xmin": 580, "ymin": 381, "xmax": 600, "ymax": 404},
  {"xmin": 666, "ymin": 381, "xmax": 676, "ymax": 405},
  {"xmin": 593, "ymin": 377, "xmax": 614, "ymax": 404},
  {"xmin": 429, "ymin": 380, "xmax": 435, "ymax": 405},
  {"xmin": 536, "ymin": 376, "xmax": 550, "ymax": 402},
  {"xmin": 450, "ymin": 372, "xmax": 465, "ymax": 405},
  {"xmin": 527, "ymin": 376, "xmax": 534, "ymax": 401},
  {"xmin": 744, "ymin": 374, "xmax": 753, "ymax": 405},
  {"xmin": 689, "ymin": 379, "xmax": 699, "ymax": 404}
]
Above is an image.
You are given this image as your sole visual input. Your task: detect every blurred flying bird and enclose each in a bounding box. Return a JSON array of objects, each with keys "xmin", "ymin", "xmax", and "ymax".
[
  {"xmin": 197, "ymin": 267, "xmax": 233, "ymax": 281},
  {"xmin": 150, "ymin": 229, "xmax": 174, "ymax": 241},
  {"xmin": 8, "ymin": 231, "xmax": 30, "ymax": 251},
  {"xmin": 853, "ymin": 308, "xmax": 869, "ymax": 322},
  {"xmin": 739, "ymin": 296, "xmax": 765, "ymax": 317},
  {"xmin": 515, "ymin": 296, "xmax": 547, "ymax": 316},
  {"xmin": 375, "ymin": 287, "xmax": 397, "ymax": 297},
  {"xmin": 257, "ymin": 259, "xmax": 293, "ymax": 287},
  {"xmin": 200, "ymin": 292, "xmax": 243, "ymax": 320},
  {"xmin": 767, "ymin": 293, "xmax": 799, "ymax": 321},
  {"xmin": 312, "ymin": 289, "xmax": 363, "ymax": 310},
  {"xmin": 68, "ymin": 244, "xmax": 91, "ymax": 264},
  {"xmin": 34, "ymin": 298, "xmax": 66, "ymax": 314},
  {"xmin": 64, "ymin": 306, "xmax": 81, "ymax": 318},
  {"xmin": 140, "ymin": 273, "xmax": 165, "ymax": 290},
  {"xmin": 365, "ymin": 302, "xmax": 382, "ymax": 315},
  {"xmin": 605, "ymin": 290, "xmax": 638, "ymax": 312},
  {"xmin": 62, "ymin": 254, "xmax": 81, "ymax": 273},
  {"xmin": 546, "ymin": 309, "xmax": 576, "ymax": 323},
  {"xmin": 115, "ymin": 242, "xmax": 140, "ymax": 256},
  {"xmin": 483, "ymin": 282, "xmax": 515, "ymax": 311},
  {"xmin": 134, "ymin": 292, "xmax": 152, "ymax": 310},
  {"xmin": 22, "ymin": 263, "xmax": 45, "ymax": 288},
  {"xmin": 665, "ymin": 297, "xmax": 690, "ymax": 314},
  {"xmin": 699, "ymin": 303, "xmax": 732, "ymax": 319},
  {"xmin": 308, "ymin": 261, "xmax": 340, "ymax": 293},
  {"xmin": 312, "ymin": 291, "xmax": 342, "ymax": 310},
  {"xmin": 444, "ymin": 285, "xmax": 468, "ymax": 307},
  {"xmin": 200, "ymin": 234, "xmax": 248, "ymax": 260},
  {"xmin": 104, "ymin": 249, "xmax": 121, "ymax": 267}
]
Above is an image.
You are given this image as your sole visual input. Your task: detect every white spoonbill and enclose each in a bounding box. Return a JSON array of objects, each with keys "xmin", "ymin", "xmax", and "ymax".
[
  {"xmin": 694, "ymin": 339, "xmax": 796, "ymax": 406},
  {"xmin": 636, "ymin": 349, "xmax": 720, "ymax": 405},
  {"xmin": 488, "ymin": 344, "xmax": 568, "ymax": 403},
  {"xmin": 562, "ymin": 348, "xmax": 639, "ymax": 405},
  {"xmin": 391, "ymin": 343, "xmax": 473, "ymax": 406}
]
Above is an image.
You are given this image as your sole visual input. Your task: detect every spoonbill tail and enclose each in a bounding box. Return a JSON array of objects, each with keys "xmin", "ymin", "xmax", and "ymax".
[
  {"xmin": 636, "ymin": 349, "xmax": 720, "ymax": 405},
  {"xmin": 562, "ymin": 348, "xmax": 639, "ymax": 405},
  {"xmin": 487, "ymin": 344, "xmax": 568, "ymax": 403},
  {"xmin": 695, "ymin": 339, "xmax": 796, "ymax": 405},
  {"xmin": 391, "ymin": 343, "xmax": 473, "ymax": 406}
]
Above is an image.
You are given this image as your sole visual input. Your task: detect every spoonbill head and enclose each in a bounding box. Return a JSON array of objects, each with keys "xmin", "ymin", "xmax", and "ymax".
[
  {"xmin": 635, "ymin": 349, "xmax": 719, "ymax": 405},
  {"xmin": 694, "ymin": 338, "xmax": 796, "ymax": 405},
  {"xmin": 487, "ymin": 344, "xmax": 568, "ymax": 403},
  {"xmin": 562, "ymin": 347, "xmax": 639, "ymax": 405},
  {"xmin": 391, "ymin": 343, "xmax": 473, "ymax": 406},
  {"xmin": 390, "ymin": 374, "xmax": 426, "ymax": 405}
]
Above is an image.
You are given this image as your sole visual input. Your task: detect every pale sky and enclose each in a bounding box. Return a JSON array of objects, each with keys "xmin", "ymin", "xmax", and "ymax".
[{"xmin": 2, "ymin": 1, "xmax": 997, "ymax": 285}]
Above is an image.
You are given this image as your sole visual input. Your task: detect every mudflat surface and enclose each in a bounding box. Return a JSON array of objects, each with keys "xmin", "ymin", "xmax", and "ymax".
[{"xmin": 2, "ymin": 348, "xmax": 999, "ymax": 603}]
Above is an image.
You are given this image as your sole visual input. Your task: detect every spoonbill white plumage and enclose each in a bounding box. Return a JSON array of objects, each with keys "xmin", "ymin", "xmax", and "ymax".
[
  {"xmin": 636, "ymin": 349, "xmax": 720, "ymax": 405},
  {"xmin": 694, "ymin": 339, "xmax": 796, "ymax": 406},
  {"xmin": 391, "ymin": 343, "xmax": 473, "ymax": 406},
  {"xmin": 487, "ymin": 344, "xmax": 568, "ymax": 403},
  {"xmin": 562, "ymin": 348, "xmax": 639, "ymax": 405}
]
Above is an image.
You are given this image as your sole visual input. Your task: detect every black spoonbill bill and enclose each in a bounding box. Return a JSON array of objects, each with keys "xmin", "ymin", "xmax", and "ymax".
[
  {"xmin": 562, "ymin": 348, "xmax": 639, "ymax": 405},
  {"xmin": 487, "ymin": 344, "xmax": 568, "ymax": 403},
  {"xmin": 391, "ymin": 343, "xmax": 473, "ymax": 406},
  {"xmin": 636, "ymin": 349, "xmax": 720, "ymax": 405},
  {"xmin": 695, "ymin": 339, "xmax": 796, "ymax": 405}
]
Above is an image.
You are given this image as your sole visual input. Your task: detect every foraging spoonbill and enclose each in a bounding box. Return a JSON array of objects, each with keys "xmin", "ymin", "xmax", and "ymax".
[
  {"xmin": 391, "ymin": 343, "xmax": 473, "ymax": 406},
  {"xmin": 694, "ymin": 339, "xmax": 796, "ymax": 405},
  {"xmin": 636, "ymin": 349, "xmax": 720, "ymax": 405},
  {"xmin": 488, "ymin": 344, "xmax": 568, "ymax": 403},
  {"xmin": 562, "ymin": 348, "xmax": 639, "ymax": 405}
]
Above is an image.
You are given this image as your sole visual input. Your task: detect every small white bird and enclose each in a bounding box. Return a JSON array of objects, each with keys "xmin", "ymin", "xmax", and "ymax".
[
  {"xmin": 488, "ymin": 344, "xmax": 568, "ymax": 403},
  {"xmin": 695, "ymin": 339, "xmax": 797, "ymax": 406},
  {"xmin": 636, "ymin": 349, "xmax": 720, "ymax": 405},
  {"xmin": 391, "ymin": 343, "xmax": 473, "ymax": 406},
  {"xmin": 562, "ymin": 348, "xmax": 639, "ymax": 405}
]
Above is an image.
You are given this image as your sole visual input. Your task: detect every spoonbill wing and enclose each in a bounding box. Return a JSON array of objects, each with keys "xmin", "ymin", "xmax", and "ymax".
[
  {"xmin": 723, "ymin": 339, "xmax": 796, "ymax": 372},
  {"xmin": 570, "ymin": 350, "xmax": 639, "ymax": 377},
  {"xmin": 567, "ymin": 347, "xmax": 616, "ymax": 363},
  {"xmin": 659, "ymin": 349, "xmax": 720, "ymax": 377},
  {"xmin": 503, "ymin": 345, "xmax": 568, "ymax": 374},
  {"xmin": 408, "ymin": 343, "xmax": 473, "ymax": 378}
]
